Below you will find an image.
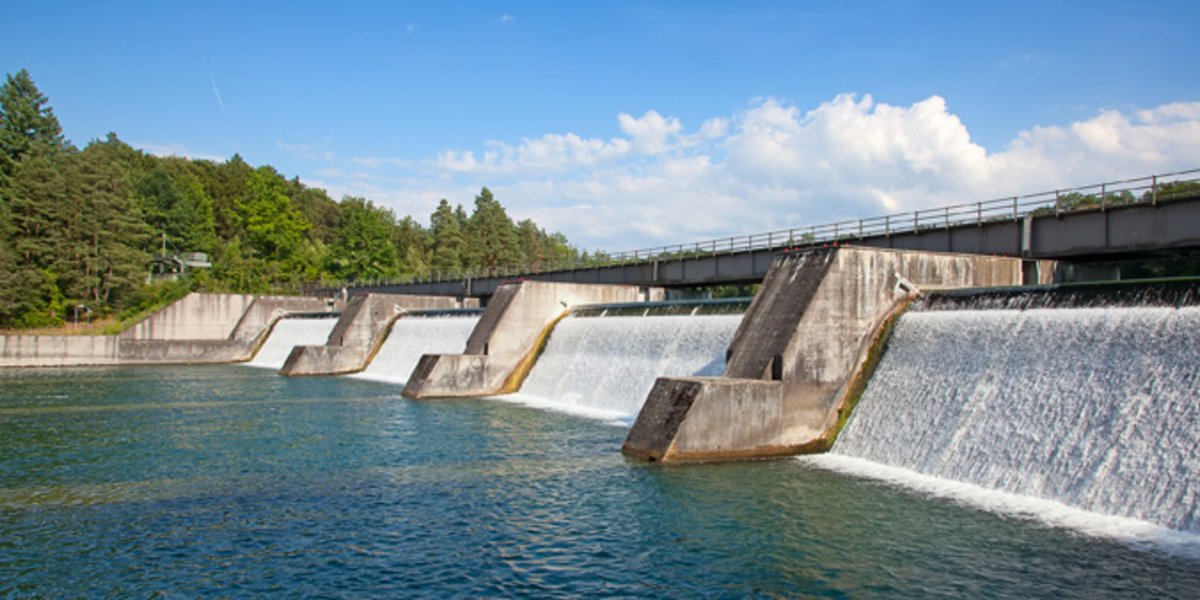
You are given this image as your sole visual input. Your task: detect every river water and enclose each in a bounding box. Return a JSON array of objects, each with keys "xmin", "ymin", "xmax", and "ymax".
[{"xmin": 2, "ymin": 366, "xmax": 1198, "ymax": 597}]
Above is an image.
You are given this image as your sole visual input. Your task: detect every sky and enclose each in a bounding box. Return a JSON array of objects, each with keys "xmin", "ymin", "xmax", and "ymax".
[{"xmin": 3, "ymin": 0, "xmax": 1199, "ymax": 251}]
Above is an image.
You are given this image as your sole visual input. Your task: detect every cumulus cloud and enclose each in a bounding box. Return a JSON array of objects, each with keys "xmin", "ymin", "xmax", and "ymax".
[{"xmin": 311, "ymin": 94, "xmax": 1200, "ymax": 250}]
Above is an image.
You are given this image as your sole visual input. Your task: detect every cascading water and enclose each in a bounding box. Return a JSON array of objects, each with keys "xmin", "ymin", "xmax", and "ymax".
[
  {"xmin": 248, "ymin": 317, "xmax": 338, "ymax": 369},
  {"xmin": 354, "ymin": 315, "xmax": 480, "ymax": 384},
  {"xmin": 817, "ymin": 306, "xmax": 1200, "ymax": 539},
  {"xmin": 511, "ymin": 314, "xmax": 742, "ymax": 421}
]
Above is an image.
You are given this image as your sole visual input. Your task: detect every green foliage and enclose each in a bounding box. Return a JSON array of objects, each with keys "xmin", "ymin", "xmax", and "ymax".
[
  {"xmin": 0, "ymin": 68, "xmax": 66, "ymax": 178},
  {"xmin": 1150, "ymin": 179, "xmax": 1200, "ymax": 200},
  {"xmin": 104, "ymin": 278, "xmax": 194, "ymax": 334},
  {"xmin": 238, "ymin": 167, "xmax": 312, "ymax": 263},
  {"xmin": 465, "ymin": 187, "xmax": 521, "ymax": 273},
  {"xmin": 0, "ymin": 67, "xmax": 582, "ymax": 329},
  {"xmin": 135, "ymin": 165, "xmax": 217, "ymax": 254},
  {"xmin": 325, "ymin": 196, "xmax": 400, "ymax": 281},
  {"xmin": 73, "ymin": 136, "xmax": 153, "ymax": 306},
  {"xmin": 15, "ymin": 269, "xmax": 66, "ymax": 328},
  {"xmin": 430, "ymin": 199, "xmax": 464, "ymax": 274}
]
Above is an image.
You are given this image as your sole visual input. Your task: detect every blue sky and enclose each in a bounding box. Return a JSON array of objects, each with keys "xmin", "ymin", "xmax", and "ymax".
[{"xmin": 4, "ymin": 1, "xmax": 1199, "ymax": 250}]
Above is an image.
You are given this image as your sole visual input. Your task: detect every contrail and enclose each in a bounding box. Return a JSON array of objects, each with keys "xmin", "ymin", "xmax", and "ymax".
[{"xmin": 206, "ymin": 60, "xmax": 224, "ymax": 111}]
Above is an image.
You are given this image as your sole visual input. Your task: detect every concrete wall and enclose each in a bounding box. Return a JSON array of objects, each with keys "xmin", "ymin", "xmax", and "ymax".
[
  {"xmin": 228, "ymin": 296, "xmax": 336, "ymax": 342},
  {"xmin": 280, "ymin": 293, "xmax": 462, "ymax": 376},
  {"xmin": 624, "ymin": 246, "xmax": 1026, "ymax": 462},
  {"xmin": 0, "ymin": 335, "xmax": 121, "ymax": 367},
  {"xmin": 120, "ymin": 293, "xmax": 258, "ymax": 340},
  {"xmin": 403, "ymin": 281, "xmax": 647, "ymax": 398},
  {"xmin": 4, "ymin": 293, "xmax": 341, "ymax": 368},
  {"xmin": 117, "ymin": 339, "xmax": 252, "ymax": 364}
]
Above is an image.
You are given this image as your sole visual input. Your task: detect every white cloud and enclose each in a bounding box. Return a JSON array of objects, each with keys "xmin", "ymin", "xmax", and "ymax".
[
  {"xmin": 132, "ymin": 141, "xmax": 226, "ymax": 162},
  {"xmin": 352, "ymin": 155, "xmax": 413, "ymax": 168},
  {"xmin": 277, "ymin": 141, "xmax": 335, "ymax": 161},
  {"xmin": 499, "ymin": 13, "xmax": 514, "ymax": 25},
  {"xmin": 307, "ymin": 95, "xmax": 1200, "ymax": 249},
  {"xmin": 617, "ymin": 110, "xmax": 682, "ymax": 154}
]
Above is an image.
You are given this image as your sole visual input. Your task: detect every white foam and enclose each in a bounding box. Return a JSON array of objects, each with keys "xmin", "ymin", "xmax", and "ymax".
[
  {"xmin": 488, "ymin": 392, "xmax": 631, "ymax": 427},
  {"xmin": 831, "ymin": 305, "xmax": 1200, "ymax": 539},
  {"xmin": 247, "ymin": 318, "xmax": 337, "ymax": 370},
  {"xmin": 802, "ymin": 454, "xmax": 1200, "ymax": 560},
  {"xmin": 510, "ymin": 314, "xmax": 741, "ymax": 420},
  {"xmin": 353, "ymin": 316, "xmax": 479, "ymax": 385}
]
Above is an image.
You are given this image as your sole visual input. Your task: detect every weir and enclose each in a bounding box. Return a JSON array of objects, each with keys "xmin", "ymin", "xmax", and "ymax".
[
  {"xmin": 512, "ymin": 311, "xmax": 742, "ymax": 419},
  {"xmin": 623, "ymin": 246, "xmax": 1030, "ymax": 462},
  {"xmin": 403, "ymin": 281, "xmax": 660, "ymax": 399},
  {"xmin": 354, "ymin": 313, "xmax": 481, "ymax": 384},
  {"xmin": 824, "ymin": 293, "xmax": 1200, "ymax": 535},
  {"xmin": 247, "ymin": 315, "xmax": 339, "ymax": 370},
  {"xmin": 279, "ymin": 293, "xmax": 473, "ymax": 376}
]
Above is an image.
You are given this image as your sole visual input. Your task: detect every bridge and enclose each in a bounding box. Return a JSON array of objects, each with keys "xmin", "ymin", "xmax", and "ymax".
[{"xmin": 320, "ymin": 169, "xmax": 1200, "ymax": 299}]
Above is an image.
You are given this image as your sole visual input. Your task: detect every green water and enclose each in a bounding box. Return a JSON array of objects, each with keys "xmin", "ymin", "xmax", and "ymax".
[{"xmin": 1, "ymin": 366, "xmax": 1196, "ymax": 597}]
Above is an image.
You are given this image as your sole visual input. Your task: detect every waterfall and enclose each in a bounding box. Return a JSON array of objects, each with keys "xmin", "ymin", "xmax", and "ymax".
[
  {"xmin": 510, "ymin": 314, "xmax": 742, "ymax": 421},
  {"xmin": 248, "ymin": 317, "xmax": 338, "ymax": 369},
  {"xmin": 355, "ymin": 316, "xmax": 480, "ymax": 384},
  {"xmin": 819, "ymin": 306, "xmax": 1200, "ymax": 538}
]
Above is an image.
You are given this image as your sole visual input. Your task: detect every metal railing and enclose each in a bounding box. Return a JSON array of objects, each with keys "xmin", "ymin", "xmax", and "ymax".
[{"xmin": 307, "ymin": 167, "xmax": 1200, "ymax": 294}]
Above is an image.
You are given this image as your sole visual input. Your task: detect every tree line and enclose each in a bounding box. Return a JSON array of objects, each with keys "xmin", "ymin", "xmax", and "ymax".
[{"xmin": 0, "ymin": 69, "xmax": 579, "ymax": 328}]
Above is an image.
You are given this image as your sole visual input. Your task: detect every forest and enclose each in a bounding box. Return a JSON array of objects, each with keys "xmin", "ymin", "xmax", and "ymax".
[{"xmin": 0, "ymin": 69, "xmax": 580, "ymax": 329}]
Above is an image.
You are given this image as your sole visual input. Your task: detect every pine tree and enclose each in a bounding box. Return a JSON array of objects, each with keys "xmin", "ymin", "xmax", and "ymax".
[
  {"xmin": 0, "ymin": 69, "xmax": 65, "ymax": 178},
  {"xmin": 0, "ymin": 191, "xmax": 22, "ymax": 325},
  {"xmin": 74, "ymin": 138, "xmax": 152, "ymax": 305},
  {"xmin": 430, "ymin": 199, "xmax": 464, "ymax": 275},
  {"xmin": 5, "ymin": 141, "xmax": 70, "ymax": 325},
  {"xmin": 466, "ymin": 187, "xmax": 520, "ymax": 274}
]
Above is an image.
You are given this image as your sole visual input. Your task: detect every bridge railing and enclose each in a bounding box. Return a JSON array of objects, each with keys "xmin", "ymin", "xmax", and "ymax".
[{"xmin": 306, "ymin": 168, "xmax": 1200, "ymax": 294}]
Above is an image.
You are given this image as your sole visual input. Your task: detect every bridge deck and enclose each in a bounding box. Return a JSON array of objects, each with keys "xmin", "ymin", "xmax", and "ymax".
[{"xmin": 333, "ymin": 192, "xmax": 1200, "ymax": 299}]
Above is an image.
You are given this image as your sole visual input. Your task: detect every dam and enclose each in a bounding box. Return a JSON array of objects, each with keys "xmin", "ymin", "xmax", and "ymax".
[
  {"xmin": 507, "ymin": 307, "xmax": 742, "ymax": 420},
  {"xmin": 1, "ymin": 245, "xmax": 1197, "ymax": 595}
]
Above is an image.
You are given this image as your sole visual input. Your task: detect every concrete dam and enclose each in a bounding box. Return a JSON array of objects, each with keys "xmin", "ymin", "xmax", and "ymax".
[{"xmin": 3, "ymin": 245, "xmax": 1197, "ymax": 546}]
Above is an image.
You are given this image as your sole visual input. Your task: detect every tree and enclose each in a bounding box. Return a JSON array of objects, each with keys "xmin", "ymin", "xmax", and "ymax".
[
  {"xmin": 430, "ymin": 199, "xmax": 464, "ymax": 274},
  {"xmin": 0, "ymin": 191, "xmax": 22, "ymax": 324},
  {"xmin": 465, "ymin": 187, "xmax": 520, "ymax": 274},
  {"xmin": 325, "ymin": 196, "xmax": 399, "ymax": 281},
  {"xmin": 73, "ymin": 138, "xmax": 152, "ymax": 305},
  {"xmin": 135, "ymin": 165, "xmax": 217, "ymax": 254},
  {"xmin": 8, "ymin": 140, "xmax": 68, "ymax": 273},
  {"xmin": 516, "ymin": 219, "xmax": 547, "ymax": 271},
  {"xmin": 395, "ymin": 216, "xmax": 430, "ymax": 277},
  {"xmin": 236, "ymin": 166, "xmax": 312, "ymax": 265},
  {"xmin": 0, "ymin": 69, "xmax": 66, "ymax": 178},
  {"xmin": 291, "ymin": 184, "xmax": 341, "ymax": 245}
]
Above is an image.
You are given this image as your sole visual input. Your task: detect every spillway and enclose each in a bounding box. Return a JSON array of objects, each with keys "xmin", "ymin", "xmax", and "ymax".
[
  {"xmin": 817, "ymin": 306, "xmax": 1200, "ymax": 540},
  {"xmin": 247, "ymin": 317, "xmax": 338, "ymax": 369},
  {"xmin": 511, "ymin": 314, "xmax": 742, "ymax": 421},
  {"xmin": 354, "ymin": 315, "xmax": 480, "ymax": 384}
]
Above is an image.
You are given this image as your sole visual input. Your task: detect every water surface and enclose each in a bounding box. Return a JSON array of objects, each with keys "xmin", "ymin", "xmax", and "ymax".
[{"xmin": 1, "ymin": 366, "xmax": 1196, "ymax": 597}]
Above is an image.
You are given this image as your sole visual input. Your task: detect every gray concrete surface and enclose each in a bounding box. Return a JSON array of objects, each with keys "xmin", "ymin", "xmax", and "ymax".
[
  {"xmin": 280, "ymin": 293, "xmax": 465, "ymax": 376},
  {"xmin": 403, "ymin": 281, "xmax": 649, "ymax": 398},
  {"xmin": 623, "ymin": 246, "xmax": 1028, "ymax": 462}
]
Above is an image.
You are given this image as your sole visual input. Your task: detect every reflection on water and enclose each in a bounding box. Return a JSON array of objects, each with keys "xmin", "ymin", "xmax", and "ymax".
[{"xmin": 1, "ymin": 366, "xmax": 1197, "ymax": 597}]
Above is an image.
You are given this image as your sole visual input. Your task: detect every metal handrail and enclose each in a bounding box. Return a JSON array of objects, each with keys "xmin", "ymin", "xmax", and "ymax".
[{"xmin": 306, "ymin": 167, "xmax": 1200, "ymax": 293}]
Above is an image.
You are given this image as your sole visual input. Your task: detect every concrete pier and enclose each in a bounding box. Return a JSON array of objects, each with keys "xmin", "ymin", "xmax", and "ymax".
[
  {"xmin": 280, "ymin": 293, "xmax": 474, "ymax": 376},
  {"xmin": 403, "ymin": 281, "xmax": 656, "ymax": 398},
  {"xmin": 622, "ymin": 246, "xmax": 1030, "ymax": 462}
]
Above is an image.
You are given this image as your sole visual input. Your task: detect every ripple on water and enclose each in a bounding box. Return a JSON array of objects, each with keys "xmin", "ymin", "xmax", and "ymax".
[{"xmin": 1, "ymin": 366, "xmax": 1199, "ymax": 598}]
